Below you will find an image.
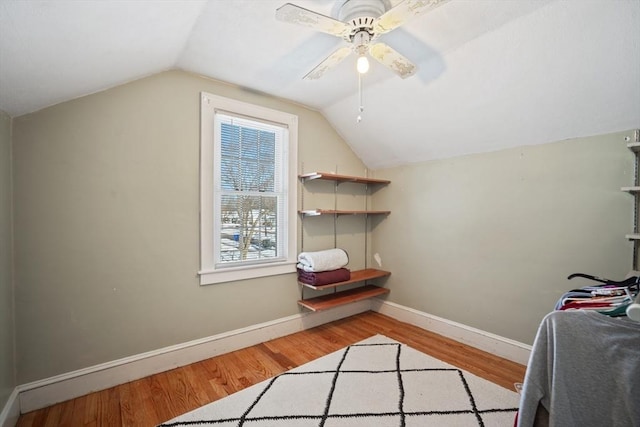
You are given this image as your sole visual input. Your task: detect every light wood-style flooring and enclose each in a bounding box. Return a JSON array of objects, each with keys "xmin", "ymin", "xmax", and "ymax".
[{"xmin": 16, "ymin": 311, "xmax": 526, "ymax": 426}]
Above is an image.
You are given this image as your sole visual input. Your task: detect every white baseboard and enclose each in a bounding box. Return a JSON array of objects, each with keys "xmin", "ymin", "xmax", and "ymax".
[
  {"xmin": 15, "ymin": 298, "xmax": 530, "ymax": 415},
  {"xmin": 0, "ymin": 388, "xmax": 19, "ymax": 427},
  {"xmin": 371, "ymin": 299, "xmax": 532, "ymax": 365},
  {"xmin": 18, "ymin": 300, "xmax": 370, "ymax": 413}
]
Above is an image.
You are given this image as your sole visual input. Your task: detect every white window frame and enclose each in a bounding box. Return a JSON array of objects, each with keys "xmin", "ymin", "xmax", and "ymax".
[{"xmin": 199, "ymin": 92, "xmax": 298, "ymax": 285}]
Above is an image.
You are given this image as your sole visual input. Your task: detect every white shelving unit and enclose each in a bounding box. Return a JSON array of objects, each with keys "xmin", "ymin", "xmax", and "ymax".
[{"xmin": 624, "ymin": 130, "xmax": 640, "ymax": 268}]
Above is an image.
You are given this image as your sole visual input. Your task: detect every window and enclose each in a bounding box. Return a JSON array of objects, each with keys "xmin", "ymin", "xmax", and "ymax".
[{"xmin": 199, "ymin": 93, "xmax": 298, "ymax": 285}]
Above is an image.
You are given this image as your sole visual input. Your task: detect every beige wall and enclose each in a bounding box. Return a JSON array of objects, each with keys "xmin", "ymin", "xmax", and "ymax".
[
  {"xmin": 0, "ymin": 109, "xmax": 15, "ymax": 407},
  {"xmin": 372, "ymin": 131, "xmax": 634, "ymax": 343},
  {"xmin": 9, "ymin": 68, "xmax": 635, "ymax": 384},
  {"xmin": 12, "ymin": 70, "xmax": 368, "ymax": 383}
]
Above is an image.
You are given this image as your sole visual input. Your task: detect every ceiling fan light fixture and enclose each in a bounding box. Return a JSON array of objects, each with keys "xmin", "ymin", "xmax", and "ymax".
[
  {"xmin": 276, "ymin": 0, "xmax": 447, "ymax": 80},
  {"xmin": 357, "ymin": 54, "xmax": 370, "ymax": 74}
]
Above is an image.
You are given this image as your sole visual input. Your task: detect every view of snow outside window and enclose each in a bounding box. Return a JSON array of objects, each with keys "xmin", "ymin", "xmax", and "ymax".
[{"xmin": 218, "ymin": 119, "xmax": 280, "ymax": 264}]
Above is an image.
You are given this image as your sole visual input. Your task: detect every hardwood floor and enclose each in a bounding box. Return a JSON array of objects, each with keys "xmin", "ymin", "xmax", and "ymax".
[{"xmin": 16, "ymin": 311, "xmax": 526, "ymax": 426}]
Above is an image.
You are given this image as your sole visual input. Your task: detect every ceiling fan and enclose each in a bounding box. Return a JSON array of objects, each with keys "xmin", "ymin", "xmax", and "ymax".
[{"xmin": 276, "ymin": 0, "xmax": 450, "ymax": 80}]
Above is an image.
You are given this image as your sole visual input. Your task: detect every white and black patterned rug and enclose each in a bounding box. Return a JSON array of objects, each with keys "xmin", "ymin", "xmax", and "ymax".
[{"xmin": 158, "ymin": 335, "xmax": 519, "ymax": 426}]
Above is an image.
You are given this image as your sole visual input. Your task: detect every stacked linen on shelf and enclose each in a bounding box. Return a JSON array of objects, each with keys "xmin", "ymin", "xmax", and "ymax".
[
  {"xmin": 297, "ymin": 248, "xmax": 350, "ymax": 286},
  {"xmin": 297, "ymin": 268, "xmax": 350, "ymax": 286},
  {"xmin": 297, "ymin": 248, "xmax": 349, "ymax": 272}
]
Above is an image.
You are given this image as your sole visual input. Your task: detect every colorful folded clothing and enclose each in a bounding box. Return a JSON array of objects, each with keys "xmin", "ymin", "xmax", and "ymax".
[{"xmin": 297, "ymin": 268, "xmax": 351, "ymax": 286}]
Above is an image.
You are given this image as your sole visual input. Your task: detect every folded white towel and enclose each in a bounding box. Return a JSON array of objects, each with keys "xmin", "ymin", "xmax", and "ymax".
[{"xmin": 297, "ymin": 248, "xmax": 349, "ymax": 273}]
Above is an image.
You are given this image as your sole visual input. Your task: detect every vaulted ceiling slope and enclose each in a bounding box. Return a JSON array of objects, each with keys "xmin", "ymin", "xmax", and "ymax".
[{"xmin": 1, "ymin": 0, "xmax": 639, "ymax": 168}]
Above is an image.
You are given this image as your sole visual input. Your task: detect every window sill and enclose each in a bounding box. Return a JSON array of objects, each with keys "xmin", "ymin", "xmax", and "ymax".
[{"xmin": 198, "ymin": 261, "xmax": 297, "ymax": 285}]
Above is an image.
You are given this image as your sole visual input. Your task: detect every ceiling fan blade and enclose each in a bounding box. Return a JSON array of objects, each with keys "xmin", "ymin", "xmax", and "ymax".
[
  {"xmin": 276, "ymin": 3, "xmax": 351, "ymax": 38},
  {"xmin": 369, "ymin": 43, "xmax": 417, "ymax": 79},
  {"xmin": 303, "ymin": 46, "xmax": 352, "ymax": 80},
  {"xmin": 373, "ymin": 0, "xmax": 451, "ymax": 34}
]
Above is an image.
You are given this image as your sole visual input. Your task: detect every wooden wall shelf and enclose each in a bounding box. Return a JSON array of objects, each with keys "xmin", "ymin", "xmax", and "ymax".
[
  {"xmin": 299, "ymin": 209, "xmax": 390, "ymax": 217},
  {"xmin": 299, "ymin": 172, "xmax": 390, "ymax": 185},
  {"xmin": 298, "ymin": 170, "xmax": 391, "ymax": 310},
  {"xmin": 297, "ymin": 285, "xmax": 390, "ymax": 312},
  {"xmin": 299, "ymin": 268, "xmax": 390, "ymax": 290}
]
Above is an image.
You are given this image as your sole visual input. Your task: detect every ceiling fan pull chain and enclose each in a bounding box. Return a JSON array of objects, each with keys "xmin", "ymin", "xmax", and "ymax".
[{"xmin": 357, "ymin": 73, "xmax": 364, "ymax": 123}]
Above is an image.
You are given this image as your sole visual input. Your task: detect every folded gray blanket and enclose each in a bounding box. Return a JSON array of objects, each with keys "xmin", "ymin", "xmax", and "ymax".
[{"xmin": 297, "ymin": 248, "xmax": 348, "ymax": 272}]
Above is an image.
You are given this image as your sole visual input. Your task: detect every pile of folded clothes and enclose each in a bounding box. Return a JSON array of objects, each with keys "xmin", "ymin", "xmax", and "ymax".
[
  {"xmin": 554, "ymin": 274, "xmax": 640, "ymax": 317},
  {"xmin": 297, "ymin": 248, "xmax": 350, "ymax": 286}
]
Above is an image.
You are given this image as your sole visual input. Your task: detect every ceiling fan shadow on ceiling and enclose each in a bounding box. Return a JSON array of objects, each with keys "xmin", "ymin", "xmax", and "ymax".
[{"xmin": 275, "ymin": 0, "xmax": 450, "ymax": 80}]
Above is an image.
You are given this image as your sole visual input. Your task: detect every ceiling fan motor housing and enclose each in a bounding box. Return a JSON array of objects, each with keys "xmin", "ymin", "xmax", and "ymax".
[{"xmin": 338, "ymin": 0, "xmax": 388, "ymax": 38}]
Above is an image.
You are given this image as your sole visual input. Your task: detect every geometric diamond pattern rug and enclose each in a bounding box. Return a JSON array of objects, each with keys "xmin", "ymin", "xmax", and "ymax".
[{"xmin": 158, "ymin": 335, "xmax": 520, "ymax": 426}]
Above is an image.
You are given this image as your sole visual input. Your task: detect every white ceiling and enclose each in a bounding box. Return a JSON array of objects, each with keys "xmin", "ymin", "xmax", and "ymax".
[{"xmin": 1, "ymin": 0, "xmax": 639, "ymax": 168}]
